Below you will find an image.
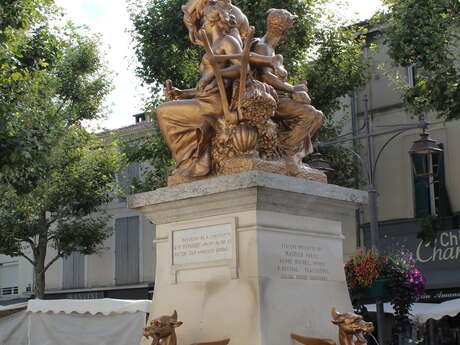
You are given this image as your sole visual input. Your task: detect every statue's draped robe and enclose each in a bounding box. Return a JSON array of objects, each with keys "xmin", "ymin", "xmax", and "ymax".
[{"xmin": 156, "ymin": 86, "xmax": 223, "ymax": 177}]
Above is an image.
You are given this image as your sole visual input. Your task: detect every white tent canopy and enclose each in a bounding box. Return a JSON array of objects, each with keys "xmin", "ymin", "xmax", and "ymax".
[
  {"xmin": 366, "ymin": 298, "xmax": 460, "ymax": 324},
  {"xmin": 0, "ymin": 299, "xmax": 152, "ymax": 345},
  {"xmin": 27, "ymin": 298, "xmax": 151, "ymax": 315},
  {"xmin": 416, "ymin": 298, "xmax": 460, "ymax": 323}
]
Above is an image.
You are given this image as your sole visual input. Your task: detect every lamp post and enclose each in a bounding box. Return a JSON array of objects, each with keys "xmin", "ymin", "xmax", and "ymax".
[{"xmin": 310, "ymin": 95, "xmax": 442, "ymax": 345}]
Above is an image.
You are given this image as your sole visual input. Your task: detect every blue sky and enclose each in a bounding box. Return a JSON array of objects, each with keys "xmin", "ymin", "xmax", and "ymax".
[
  {"xmin": 54, "ymin": 0, "xmax": 383, "ymax": 131},
  {"xmin": 80, "ymin": 1, "xmax": 105, "ymax": 19}
]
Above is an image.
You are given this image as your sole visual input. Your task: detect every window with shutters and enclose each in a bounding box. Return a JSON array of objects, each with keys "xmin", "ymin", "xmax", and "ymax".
[
  {"xmin": 115, "ymin": 216, "xmax": 140, "ymax": 285},
  {"xmin": 412, "ymin": 144, "xmax": 451, "ymax": 218},
  {"xmin": 117, "ymin": 163, "xmax": 140, "ymax": 198},
  {"xmin": 0, "ymin": 262, "xmax": 19, "ymax": 296},
  {"xmin": 406, "ymin": 65, "xmax": 417, "ymax": 87},
  {"xmin": 62, "ymin": 252, "xmax": 85, "ymax": 289}
]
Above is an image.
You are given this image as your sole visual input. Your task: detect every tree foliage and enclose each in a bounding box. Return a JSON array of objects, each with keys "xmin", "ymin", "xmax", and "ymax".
[
  {"xmin": 301, "ymin": 25, "xmax": 369, "ymax": 187},
  {"xmin": 1, "ymin": 0, "xmax": 57, "ymax": 193},
  {"xmin": 129, "ymin": 0, "xmax": 322, "ymax": 93},
  {"xmin": 128, "ymin": 0, "xmax": 371, "ymax": 188},
  {"xmin": 382, "ymin": 0, "xmax": 460, "ymax": 120},
  {"xmin": 0, "ymin": 0, "xmax": 122, "ymax": 298},
  {"xmin": 0, "ymin": 0, "xmax": 112, "ymax": 193}
]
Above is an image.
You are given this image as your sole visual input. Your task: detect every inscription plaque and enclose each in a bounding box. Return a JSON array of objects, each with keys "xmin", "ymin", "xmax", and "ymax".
[
  {"xmin": 173, "ymin": 224, "xmax": 233, "ymax": 265},
  {"xmin": 276, "ymin": 242, "xmax": 332, "ymax": 281}
]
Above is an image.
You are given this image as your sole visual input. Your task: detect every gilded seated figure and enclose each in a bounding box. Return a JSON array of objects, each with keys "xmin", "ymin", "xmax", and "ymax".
[{"xmin": 251, "ymin": 9, "xmax": 324, "ymax": 172}]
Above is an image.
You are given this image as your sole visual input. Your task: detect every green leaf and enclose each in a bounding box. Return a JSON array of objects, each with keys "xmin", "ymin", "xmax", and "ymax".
[{"xmin": 11, "ymin": 72, "xmax": 22, "ymax": 80}]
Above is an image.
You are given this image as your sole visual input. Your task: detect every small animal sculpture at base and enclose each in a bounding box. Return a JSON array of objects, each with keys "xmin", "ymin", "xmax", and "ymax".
[
  {"xmin": 331, "ymin": 308, "xmax": 374, "ymax": 345},
  {"xmin": 143, "ymin": 310, "xmax": 183, "ymax": 345},
  {"xmin": 291, "ymin": 307, "xmax": 374, "ymax": 345}
]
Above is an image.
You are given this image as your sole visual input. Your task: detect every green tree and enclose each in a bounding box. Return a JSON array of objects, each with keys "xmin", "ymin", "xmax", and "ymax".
[
  {"xmin": 128, "ymin": 0, "xmax": 370, "ymax": 188},
  {"xmin": 0, "ymin": 1, "xmax": 122, "ymax": 298},
  {"xmin": 382, "ymin": 0, "xmax": 460, "ymax": 121},
  {"xmin": 0, "ymin": 130, "xmax": 122, "ymax": 299},
  {"xmin": 1, "ymin": 0, "xmax": 58, "ymax": 193},
  {"xmin": 301, "ymin": 24, "xmax": 370, "ymax": 187},
  {"xmin": 1, "ymin": 0, "xmax": 112, "ymax": 192}
]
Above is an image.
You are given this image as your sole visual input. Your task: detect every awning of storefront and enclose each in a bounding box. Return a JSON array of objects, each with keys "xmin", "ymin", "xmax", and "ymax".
[{"xmin": 366, "ymin": 298, "xmax": 460, "ymax": 323}]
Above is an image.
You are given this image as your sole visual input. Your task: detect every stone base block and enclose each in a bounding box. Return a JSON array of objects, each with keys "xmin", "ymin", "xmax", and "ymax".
[{"xmin": 129, "ymin": 171, "xmax": 367, "ymax": 345}]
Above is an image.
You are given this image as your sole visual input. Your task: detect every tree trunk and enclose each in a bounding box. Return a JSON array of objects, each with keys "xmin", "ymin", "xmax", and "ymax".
[
  {"xmin": 34, "ymin": 263, "xmax": 46, "ymax": 299},
  {"xmin": 34, "ymin": 231, "xmax": 48, "ymax": 299}
]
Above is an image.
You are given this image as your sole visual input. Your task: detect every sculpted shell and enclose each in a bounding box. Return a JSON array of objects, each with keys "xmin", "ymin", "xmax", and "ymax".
[{"xmin": 231, "ymin": 125, "xmax": 258, "ymax": 155}]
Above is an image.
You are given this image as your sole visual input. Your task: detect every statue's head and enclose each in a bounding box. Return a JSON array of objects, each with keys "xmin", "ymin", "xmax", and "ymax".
[
  {"xmin": 201, "ymin": 0, "xmax": 237, "ymax": 35},
  {"xmin": 266, "ymin": 9, "xmax": 298, "ymax": 39},
  {"xmin": 183, "ymin": 0, "xmax": 248, "ymax": 45}
]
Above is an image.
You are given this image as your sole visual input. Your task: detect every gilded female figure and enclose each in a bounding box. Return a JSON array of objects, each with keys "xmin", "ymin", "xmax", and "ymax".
[{"xmin": 156, "ymin": 2, "xmax": 243, "ymax": 177}]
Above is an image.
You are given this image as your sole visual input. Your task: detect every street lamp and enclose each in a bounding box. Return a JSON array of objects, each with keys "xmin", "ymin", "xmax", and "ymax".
[
  {"xmin": 408, "ymin": 130, "xmax": 443, "ymax": 155},
  {"xmin": 308, "ymin": 153, "xmax": 334, "ymax": 173},
  {"xmin": 310, "ymin": 95, "xmax": 442, "ymax": 345}
]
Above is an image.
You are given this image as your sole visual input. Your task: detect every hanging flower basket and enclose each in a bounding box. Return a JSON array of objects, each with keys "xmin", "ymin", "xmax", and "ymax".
[
  {"xmin": 361, "ymin": 278, "xmax": 392, "ymax": 299},
  {"xmin": 345, "ymin": 249, "xmax": 427, "ymax": 317}
]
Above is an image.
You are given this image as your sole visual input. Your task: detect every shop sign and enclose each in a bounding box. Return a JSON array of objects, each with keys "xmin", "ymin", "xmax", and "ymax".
[
  {"xmin": 418, "ymin": 289, "xmax": 460, "ymax": 302},
  {"xmin": 376, "ymin": 224, "xmax": 460, "ymax": 289},
  {"xmin": 416, "ymin": 229, "xmax": 460, "ymax": 263}
]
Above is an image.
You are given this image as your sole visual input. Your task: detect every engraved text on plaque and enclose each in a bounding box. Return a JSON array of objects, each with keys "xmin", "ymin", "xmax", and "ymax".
[{"xmin": 173, "ymin": 224, "xmax": 233, "ymax": 266}]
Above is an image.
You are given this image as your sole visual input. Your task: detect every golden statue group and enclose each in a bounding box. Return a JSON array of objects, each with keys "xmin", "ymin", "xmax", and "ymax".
[{"xmin": 156, "ymin": 0, "xmax": 327, "ymax": 186}]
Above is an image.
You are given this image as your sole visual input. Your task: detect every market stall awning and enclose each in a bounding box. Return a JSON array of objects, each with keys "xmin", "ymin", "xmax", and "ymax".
[
  {"xmin": 416, "ymin": 298, "xmax": 460, "ymax": 323},
  {"xmin": 27, "ymin": 298, "xmax": 151, "ymax": 315},
  {"xmin": 366, "ymin": 298, "xmax": 460, "ymax": 324},
  {"xmin": 1, "ymin": 299, "xmax": 153, "ymax": 345}
]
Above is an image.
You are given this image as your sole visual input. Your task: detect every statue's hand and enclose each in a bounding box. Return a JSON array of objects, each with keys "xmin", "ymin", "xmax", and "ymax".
[
  {"xmin": 197, "ymin": 73, "xmax": 215, "ymax": 92},
  {"xmin": 272, "ymin": 54, "xmax": 284, "ymax": 68},
  {"xmin": 204, "ymin": 79, "xmax": 217, "ymax": 92},
  {"xmin": 274, "ymin": 65, "xmax": 288, "ymax": 81},
  {"xmin": 166, "ymin": 87, "xmax": 184, "ymax": 101},
  {"xmin": 292, "ymin": 91, "xmax": 311, "ymax": 104},
  {"xmin": 164, "ymin": 80, "xmax": 185, "ymax": 101},
  {"xmin": 293, "ymin": 84, "xmax": 308, "ymax": 93}
]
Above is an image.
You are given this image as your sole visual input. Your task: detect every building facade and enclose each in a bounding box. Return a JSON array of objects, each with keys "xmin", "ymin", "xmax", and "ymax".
[
  {"xmin": 337, "ymin": 28, "xmax": 460, "ymax": 345},
  {"xmin": 0, "ymin": 116, "xmax": 157, "ymax": 302}
]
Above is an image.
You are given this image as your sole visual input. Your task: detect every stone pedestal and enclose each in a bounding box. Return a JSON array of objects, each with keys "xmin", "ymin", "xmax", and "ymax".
[{"xmin": 128, "ymin": 171, "xmax": 367, "ymax": 345}]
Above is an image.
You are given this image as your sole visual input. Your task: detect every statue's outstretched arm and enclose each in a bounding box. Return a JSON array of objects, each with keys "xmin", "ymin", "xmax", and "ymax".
[
  {"xmin": 259, "ymin": 66, "xmax": 309, "ymax": 98},
  {"xmin": 260, "ymin": 69, "xmax": 295, "ymax": 93},
  {"xmin": 197, "ymin": 65, "xmax": 241, "ymax": 92},
  {"xmin": 213, "ymin": 53, "xmax": 279, "ymax": 68},
  {"xmin": 164, "ymin": 80, "xmax": 198, "ymax": 100},
  {"xmin": 176, "ymin": 88, "xmax": 198, "ymax": 99}
]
